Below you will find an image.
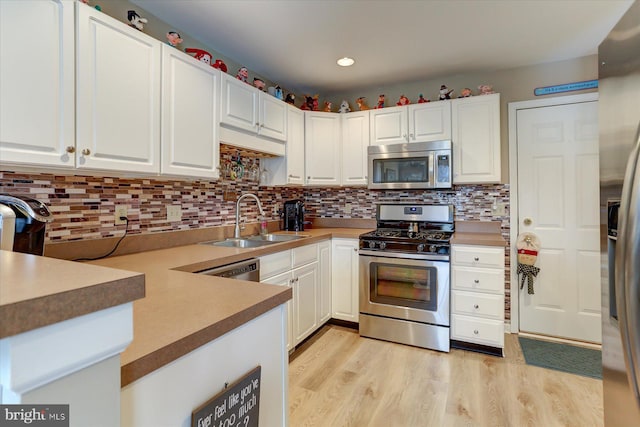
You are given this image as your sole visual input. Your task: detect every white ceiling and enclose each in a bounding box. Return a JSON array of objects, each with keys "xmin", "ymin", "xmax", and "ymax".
[{"xmin": 131, "ymin": 0, "xmax": 634, "ymax": 94}]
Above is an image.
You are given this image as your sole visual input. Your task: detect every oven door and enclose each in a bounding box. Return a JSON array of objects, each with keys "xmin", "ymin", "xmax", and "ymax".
[{"xmin": 359, "ymin": 252, "xmax": 450, "ymax": 326}]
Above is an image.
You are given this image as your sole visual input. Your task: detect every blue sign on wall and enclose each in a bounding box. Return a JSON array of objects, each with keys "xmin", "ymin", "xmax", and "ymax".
[{"xmin": 534, "ymin": 79, "xmax": 598, "ymax": 96}]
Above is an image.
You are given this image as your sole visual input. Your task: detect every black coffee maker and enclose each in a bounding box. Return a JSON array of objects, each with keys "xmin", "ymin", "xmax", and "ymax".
[
  {"xmin": 282, "ymin": 199, "xmax": 305, "ymax": 231},
  {"xmin": 0, "ymin": 194, "xmax": 53, "ymax": 255}
]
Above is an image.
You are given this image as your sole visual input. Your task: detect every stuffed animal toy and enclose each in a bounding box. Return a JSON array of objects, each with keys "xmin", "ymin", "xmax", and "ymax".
[
  {"xmin": 212, "ymin": 59, "xmax": 227, "ymax": 73},
  {"xmin": 478, "ymin": 84, "xmax": 495, "ymax": 95},
  {"xmin": 439, "ymin": 85, "xmax": 454, "ymax": 100},
  {"xmin": 417, "ymin": 94, "xmax": 429, "ymax": 103},
  {"xmin": 236, "ymin": 67, "xmax": 249, "ymax": 83},
  {"xmin": 275, "ymin": 86, "xmax": 284, "ymax": 100},
  {"xmin": 312, "ymin": 95, "xmax": 320, "ymax": 111},
  {"xmin": 285, "ymin": 93, "xmax": 296, "ymax": 105},
  {"xmin": 459, "ymin": 88, "xmax": 473, "ymax": 98},
  {"xmin": 375, "ymin": 95, "xmax": 385, "ymax": 109},
  {"xmin": 323, "ymin": 101, "xmax": 332, "ymax": 112},
  {"xmin": 253, "ymin": 78, "xmax": 266, "ymax": 91},
  {"xmin": 338, "ymin": 100, "xmax": 351, "ymax": 113},
  {"xmin": 166, "ymin": 31, "xmax": 183, "ymax": 47},
  {"xmin": 396, "ymin": 95, "xmax": 410, "ymax": 106},
  {"xmin": 185, "ymin": 48, "xmax": 213, "ymax": 65},
  {"xmin": 356, "ymin": 97, "xmax": 370, "ymax": 111},
  {"xmin": 127, "ymin": 10, "xmax": 147, "ymax": 31},
  {"xmin": 516, "ymin": 232, "xmax": 541, "ymax": 294},
  {"xmin": 300, "ymin": 95, "xmax": 314, "ymax": 111}
]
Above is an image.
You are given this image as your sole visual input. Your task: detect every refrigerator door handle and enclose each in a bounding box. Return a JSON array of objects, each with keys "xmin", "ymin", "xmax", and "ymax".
[{"xmin": 616, "ymin": 124, "xmax": 640, "ymax": 404}]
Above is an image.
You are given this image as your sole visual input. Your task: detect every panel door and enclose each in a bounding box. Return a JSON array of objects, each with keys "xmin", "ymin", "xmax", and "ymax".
[
  {"xmin": 341, "ymin": 111, "xmax": 370, "ymax": 186},
  {"xmin": 286, "ymin": 105, "xmax": 305, "ymax": 185},
  {"xmin": 452, "ymin": 93, "xmax": 500, "ymax": 183},
  {"xmin": 317, "ymin": 240, "xmax": 332, "ymax": 324},
  {"xmin": 0, "ymin": 0, "xmax": 75, "ymax": 168},
  {"xmin": 219, "ymin": 73, "xmax": 258, "ymax": 133},
  {"xmin": 161, "ymin": 46, "xmax": 219, "ymax": 178},
  {"xmin": 369, "ymin": 106, "xmax": 408, "ymax": 145},
  {"xmin": 293, "ymin": 263, "xmax": 318, "ymax": 345},
  {"xmin": 76, "ymin": 5, "xmax": 161, "ymax": 173},
  {"xmin": 408, "ymin": 101, "xmax": 452, "ymax": 143},
  {"xmin": 261, "ymin": 271, "xmax": 293, "ymax": 351},
  {"xmin": 304, "ymin": 112, "xmax": 341, "ymax": 186},
  {"xmin": 258, "ymin": 94, "xmax": 287, "ymax": 141},
  {"xmin": 517, "ymin": 100, "xmax": 601, "ymax": 343},
  {"xmin": 331, "ymin": 239, "xmax": 359, "ymax": 322}
]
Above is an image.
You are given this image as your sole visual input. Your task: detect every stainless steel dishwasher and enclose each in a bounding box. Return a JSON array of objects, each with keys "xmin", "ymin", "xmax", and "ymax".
[{"xmin": 197, "ymin": 258, "xmax": 260, "ymax": 281}]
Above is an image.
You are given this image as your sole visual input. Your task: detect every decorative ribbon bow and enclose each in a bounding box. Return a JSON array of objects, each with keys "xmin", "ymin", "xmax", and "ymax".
[{"xmin": 518, "ymin": 263, "xmax": 540, "ymax": 295}]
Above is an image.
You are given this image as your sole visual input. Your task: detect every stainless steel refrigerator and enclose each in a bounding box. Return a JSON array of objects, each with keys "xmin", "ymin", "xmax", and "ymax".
[{"xmin": 599, "ymin": 1, "xmax": 640, "ymax": 425}]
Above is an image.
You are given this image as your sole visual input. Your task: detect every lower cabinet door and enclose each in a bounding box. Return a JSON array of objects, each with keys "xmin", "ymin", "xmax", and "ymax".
[
  {"xmin": 293, "ymin": 263, "xmax": 318, "ymax": 345},
  {"xmin": 451, "ymin": 314, "xmax": 504, "ymax": 348},
  {"xmin": 261, "ymin": 271, "xmax": 293, "ymax": 351}
]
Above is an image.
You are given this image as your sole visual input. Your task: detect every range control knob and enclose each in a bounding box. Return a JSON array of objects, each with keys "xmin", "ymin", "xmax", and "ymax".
[
  {"xmin": 368, "ymin": 240, "xmax": 377, "ymax": 249},
  {"xmin": 429, "ymin": 245, "xmax": 437, "ymax": 253},
  {"xmin": 417, "ymin": 244, "xmax": 425, "ymax": 252},
  {"xmin": 379, "ymin": 242, "xmax": 387, "ymax": 250}
]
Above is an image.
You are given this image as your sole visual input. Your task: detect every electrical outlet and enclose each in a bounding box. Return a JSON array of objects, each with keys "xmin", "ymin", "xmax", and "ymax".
[
  {"xmin": 345, "ymin": 203, "xmax": 352, "ymax": 214},
  {"xmin": 492, "ymin": 202, "xmax": 507, "ymax": 216},
  {"xmin": 167, "ymin": 204, "xmax": 182, "ymax": 222},
  {"xmin": 115, "ymin": 205, "xmax": 128, "ymax": 225}
]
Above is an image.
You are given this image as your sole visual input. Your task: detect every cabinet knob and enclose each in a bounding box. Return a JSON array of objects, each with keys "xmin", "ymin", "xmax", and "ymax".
[
  {"xmin": 474, "ymin": 329, "xmax": 479, "ymax": 335},
  {"xmin": 474, "ymin": 257, "xmax": 480, "ymax": 261},
  {"xmin": 353, "ymin": 248, "xmax": 358, "ymax": 252},
  {"xmin": 66, "ymin": 146, "xmax": 76, "ymax": 154},
  {"xmin": 307, "ymin": 176, "xmax": 310, "ymax": 180},
  {"xmin": 288, "ymin": 174, "xmax": 294, "ymax": 178},
  {"xmin": 410, "ymin": 133, "xmax": 414, "ymax": 140},
  {"xmin": 474, "ymin": 304, "xmax": 479, "ymax": 309},
  {"xmin": 474, "ymin": 279, "xmax": 479, "ymax": 284},
  {"xmin": 81, "ymin": 148, "xmax": 91, "ymax": 156},
  {"xmin": 295, "ymin": 277, "xmax": 299, "ymax": 282}
]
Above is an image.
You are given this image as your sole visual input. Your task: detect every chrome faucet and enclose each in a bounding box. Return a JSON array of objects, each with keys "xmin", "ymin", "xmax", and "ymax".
[{"xmin": 234, "ymin": 193, "xmax": 265, "ymax": 238}]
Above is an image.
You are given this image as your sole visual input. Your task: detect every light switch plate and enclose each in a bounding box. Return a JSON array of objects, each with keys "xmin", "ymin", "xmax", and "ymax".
[{"xmin": 167, "ymin": 205, "xmax": 182, "ymax": 222}]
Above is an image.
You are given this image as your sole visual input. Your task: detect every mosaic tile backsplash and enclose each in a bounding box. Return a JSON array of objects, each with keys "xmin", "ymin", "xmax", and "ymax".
[{"xmin": 0, "ymin": 169, "xmax": 511, "ymax": 319}]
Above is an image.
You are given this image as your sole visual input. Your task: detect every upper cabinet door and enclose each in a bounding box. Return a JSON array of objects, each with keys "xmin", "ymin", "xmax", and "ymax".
[
  {"xmin": 220, "ymin": 73, "xmax": 258, "ymax": 133},
  {"xmin": 305, "ymin": 112, "xmax": 341, "ymax": 186},
  {"xmin": 161, "ymin": 46, "xmax": 219, "ymax": 179},
  {"xmin": 341, "ymin": 111, "xmax": 370, "ymax": 186},
  {"xmin": 408, "ymin": 101, "xmax": 452, "ymax": 143},
  {"xmin": 452, "ymin": 93, "xmax": 501, "ymax": 184},
  {"xmin": 258, "ymin": 94, "xmax": 287, "ymax": 141},
  {"xmin": 0, "ymin": 0, "xmax": 75, "ymax": 168},
  {"xmin": 369, "ymin": 106, "xmax": 408, "ymax": 145},
  {"xmin": 286, "ymin": 106, "xmax": 305, "ymax": 185},
  {"xmin": 76, "ymin": 4, "xmax": 161, "ymax": 173}
]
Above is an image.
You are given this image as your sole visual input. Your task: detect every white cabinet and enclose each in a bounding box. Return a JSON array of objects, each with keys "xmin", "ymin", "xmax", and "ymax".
[
  {"xmin": 219, "ymin": 73, "xmax": 287, "ymax": 155},
  {"xmin": 331, "ymin": 238, "xmax": 360, "ymax": 322},
  {"xmin": 76, "ymin": 4, "xmax": 161, "ymax": 173},
  {"xmin": 451, "ymin": 93, "xmax": 501, "ymax": 183},
  {"xmin": 450, "ymin": 244, "xmax": 505, "ymax": 354},
  {"xmin": 0, "ymin": 0, "xmax": 75, "ymax": 168},
  {"xmin": 317, "ymin": 240, "xmax": 332, "ymax": 324},
  {"xmin": 341, "ymin": 111, "xmax": 370, "ymax": 186},
  {"xmin": 369, "ymin": 102, "xmax": 451, "ymax": 146},
  {"xmin": 161, "ymin": 45, "xmax": 219, "ymax": 178},
  {"xmin": 260, "ymin": 241, "xmax": 331, "ymax": 348},
  {"xmin": 305, "ymin": 112, "xmax": 341, "ymax": 186},
  {"xmin": 261, "ymin": 105, "xmax": 305, "ymax": 186}
]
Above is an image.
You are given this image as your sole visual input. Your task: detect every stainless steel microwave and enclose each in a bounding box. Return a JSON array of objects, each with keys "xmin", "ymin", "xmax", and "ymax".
[{"xmin": 367, "ymin": 140, "xmax": 452, "ymax": 190}]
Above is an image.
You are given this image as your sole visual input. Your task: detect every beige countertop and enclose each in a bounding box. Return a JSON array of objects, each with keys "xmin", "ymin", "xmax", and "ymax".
[
  {"xmin": 451, "ymin": 220, "xmax": 506, "ymax": 247},
  {"xmin": 0, "ymin": 250, "xmax": 145, "ymax": 339},
  {"xmin": 88, "ymin": 227, "xmax": 369, "ymax": 386}
]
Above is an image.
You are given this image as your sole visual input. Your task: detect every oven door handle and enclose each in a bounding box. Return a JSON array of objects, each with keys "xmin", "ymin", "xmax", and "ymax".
[{"xmin": 358, "ymin": 249, "xmax": 450, "ymax": 262}]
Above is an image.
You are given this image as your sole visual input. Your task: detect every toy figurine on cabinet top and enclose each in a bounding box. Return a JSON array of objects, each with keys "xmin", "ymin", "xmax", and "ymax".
[
  {"xmin": 166, "ymin": 31, "xmax": 183, "ymax": 47},
  {"xmin": 438, "ymin": 85, "xmax": 454, "ymax": 100},
  {"xmin": 375, "ymin": 95, "xmax": 385, "ymax": 109},
  {"xmin": 253, "ymin": 78, "xmax": 266, "ymax": 91},
  {"xmin": 459, "ymin": 87, "xmax": 473, "ymax": 97},
  {"xmin": 185, "ymin": 48, "xmax": 212, "ymax": 65},
  {"xmin": 300, "ymin": 95, "xmax": 314, "ymax": 110},
  {"xmin": 285, "ymin": 93, "xmax": 296, "ymax": 105},
  {"xmin": 274, "ymin": 86, "xmax": 284, "ymax": 100},
  {"xmin": 356, "ymin": 97, "xmax": 370, "ymax": 110},
  {"xmin": 396, "ymin": 95, "xmax": 410, "ymax": 106},
  {"xmin": 338, "ymin": 100, "xmax": 351, "ymax": 113},
  {"xmin": 478, "ymin": 84, "xmax": 495, "ymax": 95},
  {"xmin": 213, "ymin": 59, "xmax": 227, "ymax": 72},
  {"xmin": 127, "ymin": 10, "xmax": 147, "ymax": 31},
  {"xmin": 236, "ymin": 67, "xmax": 249, "ymax": 82},
  {"xmin": 323, "ymin": 101, "xmax": 332, "ymax": 112},
  {"xmin": 417, "ymin": 93, "xmax": 429, "ymax": 103}
]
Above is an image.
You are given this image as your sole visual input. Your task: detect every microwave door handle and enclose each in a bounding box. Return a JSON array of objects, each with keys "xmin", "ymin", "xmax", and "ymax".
[
  {"xmin": 616, "ymin": 128, "xmax": 640, "ymax": 404},
  {"xmin": 429, "ymin": 153, "xmax": 435, "ymax": 187}
]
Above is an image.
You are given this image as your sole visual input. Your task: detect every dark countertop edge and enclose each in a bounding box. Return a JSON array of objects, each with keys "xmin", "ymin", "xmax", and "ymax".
[
  {"xmin": 120, "ymin": 286, "xmax": 292, "ymax": 387},
  {"xmin": 0, "ymin": 274, "xmax": 145, "ymax": 339}
]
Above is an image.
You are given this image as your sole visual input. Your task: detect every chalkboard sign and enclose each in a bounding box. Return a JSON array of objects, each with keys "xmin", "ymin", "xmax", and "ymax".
[{"xmin": 192, "ymin": 366, "xmax": 261, "ymax": 427}]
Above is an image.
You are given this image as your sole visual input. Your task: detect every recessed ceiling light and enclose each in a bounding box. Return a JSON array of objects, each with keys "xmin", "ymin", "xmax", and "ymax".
[{"xmin": 337, "ymin": 57, "xmax": 355, "ymax": 67}]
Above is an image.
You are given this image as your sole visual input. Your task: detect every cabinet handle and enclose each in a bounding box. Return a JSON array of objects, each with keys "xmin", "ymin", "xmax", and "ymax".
[
  {"xmin": 81, "ymin": 148, "xmax": 91, "ymax": 156},
  {"xmin": 410, "ymin": 133, "xmax": 414, "ymax": 140},
  {"xmin": 353, "ymin": 248, "xmax": 358, "ymax": 252},
  {"xmin": 66, "ymin": 146, "xmax": 76, "ymax": 154},
  {"xmin": 289, "ymin": 279, "xmax": 294, "ymax": 285},
  {"xmin": 474, "ymin": 329, "xmax": 479, "ymax": 335},
  {"xmin": 403, "ymin": 134, "xmax": 408, "ymax": 141},
  {"xmin": 307, "ymin": 176, "xmax": 310, "ymax": 180},
  {"xmin": 474, "ymin": 304, "xmax": 479, "ymax": 309},
  {"xmin": 295, "ymin": 277, "xmax": 299, "ymax": 282},
  {"xmin": 474, "ymin": 257, "xmax": 480, "ymax": 261},
  {"xmin": 474, "ymin": 279, "xmax": 479, "ymax": 284}
]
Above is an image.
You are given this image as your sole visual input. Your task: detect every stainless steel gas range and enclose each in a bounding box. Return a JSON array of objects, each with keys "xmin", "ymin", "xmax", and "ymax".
[{"xmin": 359, "ymin": 204, "xmax": 453, "ymax": 352}]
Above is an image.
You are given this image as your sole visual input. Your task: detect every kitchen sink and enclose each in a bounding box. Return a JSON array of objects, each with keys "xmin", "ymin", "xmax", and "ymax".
[
  {"xmin": 202, "ymin": 238, "xmax": 275, "ymax": 248},
  {"xmin": 247, "ymin": 234, "xmax": 310, "ymax": 242}
]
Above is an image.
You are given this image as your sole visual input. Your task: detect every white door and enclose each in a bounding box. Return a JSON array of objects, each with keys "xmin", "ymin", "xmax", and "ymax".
[
  {"xmin": 219, "ymin": 73, "xmax": 258, "ymax": 132},
  {"xmin": 286, "ymin": 106, "xmax": 305, "ymax": 185},
  {"xmin": 258, "ymin": 93, "xmax": 287, "ymax": 141},
  {"xmin": 304, "ymin": 112, "xmax": 341, "ymax": 186},
  {"xmin": 161, "ymin": 46, "xmax": 219, "ymax": 178},
  {"xmin": 293, "ymin": 263, "xmax": 318, "ymax": 345},
  {"xmin": 331, "ymin": 239, "xmax": 359, "ymax": 322},
  {"xmin": 341, "ymin": 111, "xmax": 370, "ymax": 186},
  {"xmin": 517, "ymin": 100, "xmax": 601, "ymax": 343},
  {"xmin": 408, "ymin": 101, "xmax": 451, "ymax": 143},
  {"xmin": 369, "ymin": 106, "xmax": 408, "ymax": 145}
]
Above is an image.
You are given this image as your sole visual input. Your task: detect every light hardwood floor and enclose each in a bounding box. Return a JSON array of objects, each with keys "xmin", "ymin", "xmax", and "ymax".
[{"xmin": 289, "ymin": 325, "xmax": 603, "ymax": 427}]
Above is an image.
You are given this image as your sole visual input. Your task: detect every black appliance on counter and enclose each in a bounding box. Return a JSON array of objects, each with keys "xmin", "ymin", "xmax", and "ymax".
[
  {"xmin": 282, "ymin": 199, "xmax": 305, "ymax": 231},
  {"xmin": 0, "ymin": 194, "xmax": 53, "ymax": 256}
]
